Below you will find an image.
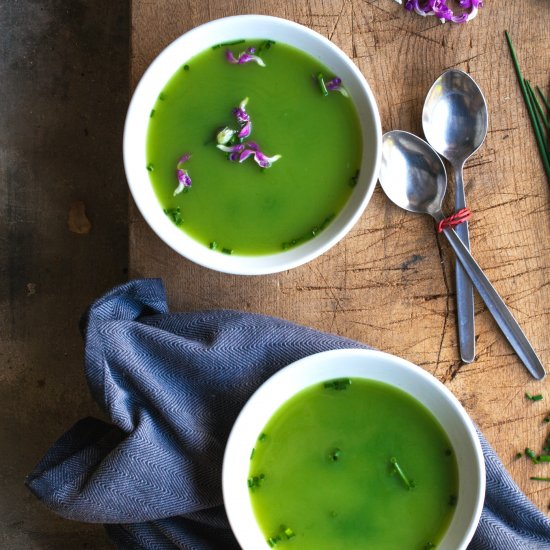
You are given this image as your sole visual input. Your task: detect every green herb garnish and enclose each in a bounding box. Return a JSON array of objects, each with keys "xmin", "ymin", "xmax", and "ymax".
[
  {"xmin": 146, "ymin": 163, "xmax": 154, "ymax": 172},
  {"xmin": 323, "ymin": 378, "xmax": 352, "ymax": 391},
  {"xmin": 516, "ymin": 452, "xmax": 523, "ymax": 459},
  {"xmin": 150, "ymin": 109, "xmax": 155, "ymax": 118},
  {"xmin": 212, "ymin": 39, "xmax": 245, "ymax": 49},
  {"xmin": 221, "ymin": 247, "xmax": 233, "ymax": 255},
  {"xmin": 390, "ymin": 457, "xmax": 415, "ymax": 490},
  {"xmin": 163, "ymin": 207, "xmax": 183, "ymax": 226},
  {"xmin": 209, "ymin": 241, "xmax": 218, "ymax": 250},
  {"xmin": 525, "ymin": 447, "xmax": 538, "ymax": 463},
  {"xmin": 525, "ymin": 393, "xmax": 543, "ymax": 401},
  {"xmin": 257, "ymin": 40, "xmax": 275, "ymax": 55},
  {"xmin": 247, "ymin": 473, "xmax": 265, "ymax": 489},
  {"xmin": 183, "ymin": 64, "xmax": 190, "ymax": 71},
  {"xmin": 282, "ymin": 213, "xmax": 334, "ymax": 250},
  {"xmin": 350, "ymin": 169, "xmax": 360, "ymax": 187},
  {"xmin": 328, "ymin": 448, "xmax": 341, "ymax": 462},
  {"xmin": 526, "ymin": 80, "xmax": 550, "ymax": 131},
  {"xmin": 537, "ymin": 455, "xmax": 550, "ymax": 462},
  {"xmin": 448, "ymin": 495, "xmax": 457, "ymax": 506},
  {"xmin": 530, "ymin": 477, "xmax": 550, "ymax": 482},
  {"xmin": 317, "ymin": 72, "xmax": 328, "ymax": 96},
  {"xmin": 158, "ymin": 92, "xmax": 166, "ymax": 101},
  {"xmin": 258, "ymin": 432, "xmax": 267, "ymax": 442},
  {"xmin": 250, "ymin": 447, "xmax": 255, "ymax": 460},
  {"xmin": 423, "ymin": 543, "xmax": 436, "ymax": 550}
]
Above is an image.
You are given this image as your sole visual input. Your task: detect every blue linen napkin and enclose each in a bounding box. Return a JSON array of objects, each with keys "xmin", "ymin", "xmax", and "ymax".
[{"xmin": 26, "ymin": 279, "xmax": 550, "ymax": 549}]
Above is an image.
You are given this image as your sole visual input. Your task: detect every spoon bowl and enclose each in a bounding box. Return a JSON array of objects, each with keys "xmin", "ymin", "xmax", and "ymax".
[
  {"xmin": 422, "ymin": 69, "xmax": 488, "ymax": 164},
  {"xmin": 380, "ymin": 130, "xmax": 447, "ymax": 217},
  {"xmin": 379, "ymin": 130, "xmax": 545, "ymax": 380}
]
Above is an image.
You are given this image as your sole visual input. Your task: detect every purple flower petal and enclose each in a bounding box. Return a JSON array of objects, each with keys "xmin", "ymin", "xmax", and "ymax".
[
  {"xmin": 176, "ymin": 153, "xmax": 191, "ymax": 168},
  {"xmin": 228, "ymin": 152, "xmax": 240, "ymax": 162},
  {"xmin": 225, "ymin": 48, "xmax": 266, "ymax": 67},
  {"xmin": 217, "ymin": 143, "xmax": 245, "ymax": 153},
  {"xmin": 174, "ymin": 169, "xmax": 191, "ymax": 195},
  {"xmin": 253, "ymin": 151, "xmax": 282, "ymax": 169},
  {"xmin": 325, "ymin": 77, "xmax": 349, "ymax": 97},
  {"xmin": 237, "ymin": 121, "xmax": 252, "ymax": 139},
  {"xmin": 238, "ymin": 148, "xmax": 256, "ymax": 163},
  {"xmin": 247, "ymin": 142, "xmax": 260, "ymax": 151}
]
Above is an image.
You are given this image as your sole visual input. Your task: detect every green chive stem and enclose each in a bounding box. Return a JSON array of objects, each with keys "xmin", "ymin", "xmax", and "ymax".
[
  {"xmin": 390, "ymin": 457, "xmax": 415, "ymax": 490},
  {"xmin": 504, "ymin": 31, "xmax": 550, "ymax": 183},
  {"xmin": 317, "ymin": 72, "xmax": 328, "ymax": 96},
  {"xmin": 525, "ymin": 392, "xmax": 544, "ymax": 401},
  {"xmin": 526, "ymin": 80, "xmax": 550, "ymax": 131},
  {"xmin": 537, "ymin": 455, "xmax": 550, "ymax": 462},
  {"xmin": 530, "ymin": 477, "xmax": 550, "ymax": 482}
]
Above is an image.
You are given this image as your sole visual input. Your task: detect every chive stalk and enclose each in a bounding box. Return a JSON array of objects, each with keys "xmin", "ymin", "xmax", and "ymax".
[
  {"xmin": 530, "ymin": 477, "xmax": 550, "ymax": 482},
  {"xmin": 536, "ymin": 86, "xmax": 550, "ymax": 114},
  {"xmin": 504, "ymin": 31, "xmax": 550, "ymax": 183},
  {"xmin": 537, "ymin": 455, "xmax": 550, "ymax": 462},
  {"xmin": 526, "ymin": 80, "xmax": 550, "ymax": 131},
  {"xmin": 390, "ymin": 457, "xmax": 415, "ymax": 490},
  {"xmin": 525, "ymin": 392, "xmax": 544, "ymax": 402},
  {"xmin": 317, "ymin": 72, "xmax": 328, "ymax": 96}
]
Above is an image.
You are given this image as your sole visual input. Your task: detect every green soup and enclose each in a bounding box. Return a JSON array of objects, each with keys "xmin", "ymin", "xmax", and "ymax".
[
  {"xmin": 248, "ymin": 378, "xmax": 458, "ymax": 549},
  {"xmin": 146, "ymin": 40, "xmax": 362, "ymax": 255}
]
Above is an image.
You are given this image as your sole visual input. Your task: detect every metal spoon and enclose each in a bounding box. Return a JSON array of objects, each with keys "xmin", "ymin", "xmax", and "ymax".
[
  {"xmin": 379, "ymin": 130, "xmax": 545, "ymax": 380},
  {"xmin": 422, "ymin": 69, "xmax": 488, "ymax": 364}
]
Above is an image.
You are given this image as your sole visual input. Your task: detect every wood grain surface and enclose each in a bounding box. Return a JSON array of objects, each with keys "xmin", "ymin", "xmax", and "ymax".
[{"xmin": 130, "ymin": 1, "xmax": 550, "ymax": 513}]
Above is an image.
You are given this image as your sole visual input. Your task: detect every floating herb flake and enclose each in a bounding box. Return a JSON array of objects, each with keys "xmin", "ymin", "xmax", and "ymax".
[
  {"xmin": 350, "ymin": 169, "xmax": 360, "ymax": 187},
  {"xmin": 328, "ymin": 448, "xmax": 342, "ymax": 462},
  {"xmin": 146, "ymin": 163, "xmax": 154, "ymax": 172},
  {"xmin": 209, "ymin": 241, "xmax": 218, "ymax": 250},
  {"xmin": 212, "ymin": 39, "xmax": 246, "ymax": 49},
  {"xmin": 390, "ymin": 457, "xmax": 415, "ymax": 490},
  {"xmin": 323, "ymin": 378, "xmax": 352, "ymax": 391},
  {"xmin": 221, "ymin": 247, "xmax": 233, "ymax": 255},
  {"xmin": 183, "ymin": 64, "xmax": 190, "ymax": 71},
  {"xmin": 150, "ymin": 109, "xmax": 155, "ymax": 118},
  {"xmin": 163, "ymin": 207, "xmax": 183, "ymax": 226}
]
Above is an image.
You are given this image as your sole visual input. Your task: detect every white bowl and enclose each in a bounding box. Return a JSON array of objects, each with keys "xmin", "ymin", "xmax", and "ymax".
[
  {"xmin": 222, "ymin": 349, "xmax": 485, "ymax": 549},
  {"xmin": 124, "ymin": 15, "xmax": 382, "ymax": 275}
]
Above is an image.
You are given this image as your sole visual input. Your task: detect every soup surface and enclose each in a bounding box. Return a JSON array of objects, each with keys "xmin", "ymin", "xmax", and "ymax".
[
  {"xmin": 248, "ymin": 378, "xmax": 458, "ymax": 549},
  {"xmin": 146, "ymin": 40, "xmax": 362, "ymax": 255}
]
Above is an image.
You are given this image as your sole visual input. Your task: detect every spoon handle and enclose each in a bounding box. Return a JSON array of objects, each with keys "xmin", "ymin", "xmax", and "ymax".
[
  {"xmin": 441, "ymin": 225, "xmax": 545, "ymax": 380},
  {"xmin": 454, "ymin": 165, "xmax": 475, "ymax": 364}
]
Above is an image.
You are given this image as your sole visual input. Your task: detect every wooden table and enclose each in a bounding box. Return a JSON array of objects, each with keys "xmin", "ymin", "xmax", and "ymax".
[{"xmin": 130, "ymin": 1, "xmax": 550, "ymax": 513}]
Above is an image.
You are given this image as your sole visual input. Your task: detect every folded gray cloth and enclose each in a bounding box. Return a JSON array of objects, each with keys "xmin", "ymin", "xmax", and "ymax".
[{"xmin": 26, "ymin": 279, "xmax": 550, "ymax": 549}]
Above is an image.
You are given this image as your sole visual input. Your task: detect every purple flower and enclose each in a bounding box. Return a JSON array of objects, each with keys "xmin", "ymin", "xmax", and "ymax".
[
  {"xmin": 233, "ymin": 97, "xmax": 250, "ymax": 124},
  {"xmin": 253, "ymin": 151, "xmax": 281, "ymax": 169},
  {"xmin": 225, "ymin": 47, "xmax": 266, "ymax": 67},
  {"xmin": 404, "ymin": 0, "xmax": 481, "ymax": 22},
  {"xmin": 237, "ymin": 120, "xmax": 252, "ymax": 139},
  {"xmin": 325, "ymin": 77, "xmax": 349, "ymax": 97},
  {"xmin": 174, "ymin": 153, "xmax": 191, "ymax": 195},
  {"xmin": 174, "ymin": 169, "xmax": 191, "ymax": 196},
  {"xmin": 217, "ymin": 143, "xmax": 245, "ymax": 154}
]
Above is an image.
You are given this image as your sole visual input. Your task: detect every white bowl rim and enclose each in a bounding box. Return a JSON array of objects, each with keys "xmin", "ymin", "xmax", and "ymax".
[
  {"xmin": 222, "ymin": 348, "xmax": 485, "ymax": 550},
  {"xmin": 123, "ymin": 14, "xmax": 382, "ymax": 275}
]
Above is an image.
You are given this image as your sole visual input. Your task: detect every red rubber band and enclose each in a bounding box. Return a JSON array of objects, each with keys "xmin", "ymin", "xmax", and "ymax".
[{"xmin": 437, "ymin": 208, "xmax": 472, "ymax": 233}]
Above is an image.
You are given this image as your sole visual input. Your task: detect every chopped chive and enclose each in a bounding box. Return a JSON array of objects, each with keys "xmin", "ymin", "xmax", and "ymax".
[
  {"xmin": 444, "ymin": 449, "xmax": 453, "ymax": 457},
  {"xmin": 544, "ymin": 415, "xmax": 550, "ymax": 423},
  {"xmin": 183, "ymin": 64, "xmax": 190, "ymax": 71},
  {"xmin": 158, "ymin": 92, "xmax": 166, "ymax": 101},
  {"xmin": 257, "ymin": 40, "xmax": 276, "ymax": 55},
  {"xmin": 328, "ymin": 448, "xmax": 342, "ymax": 462},
  {"xmin": 449, "ymin": 495, "xmax": 457, "ymax": 506},
  {"xmin": 317, "ymin": 72, "xmax": 328, "ymax": 96},
  {"xmin": 423, "ymin": 544, "xmax": 436, "ymax": 550},
  {"xmin": 538, "ymin": 455, "xmax": 550, "ymax": 462},
  {"xmin": 525, "ymin": 392, "xmax": 544, "ymax": 401},
  {"xmin": 324, "ymin": 378, "xmax": 352, "ymax": 390},
  {"xmin": 209, "ymin": 241, "xmax": 218, "ymax": 250},
  {"xmin": 258, "ymin": 432, "xmax": 267, "ymax": 442},
  {"xmin": 350, "ymin": 169, "xmax": 360, "ymax": 187},
  {"xmin": 516, "ymin": 452, "xmax": 523, "ymax": 459},
  {"xmin": 163, "ymin": 207, "xmax": 183, "ymax": 226},
  {"xmin": 530, "ymin": 477, "xmax": 550, "ymax": 482},
  {"xmin": 390, "ymin": 457, "xmax": 415, "ymax": 490},
  {"xmin": 146, "ymin": 163, "xmax": 154, "ymax": 172},
  {"xmin": 526, "ymin": 80, "xmax": 550, "ymax": 131},
  {"xmin": 504, "ymin": 31, "xmax": 550, "ymax": 183},
  {"xmin": 150, "ymin": 109, "xmax": 155, "ymax": 118},
  {"xmin": 250, "ymin": 447, "xmax": 255, "ymax": 460},
  {"xmin": 525, "ymin": 447, "xmax": 539, "ymax": 463},
  {"xmin": 247, "ymin": 473, "xmax": 265, "ymax": 490},
  {"xmin": 283, "ymin": 527, "xmax": 295, "ymax": 539},
  {"xmin": 212, "ymin": 39, "xmax": 245, "ymax": 49},
  {"xmin": 221, "ymin": 247, "xmax": 233, "ymax": 255}
]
